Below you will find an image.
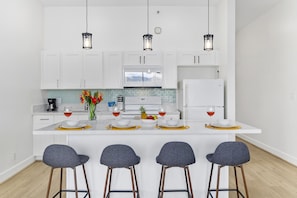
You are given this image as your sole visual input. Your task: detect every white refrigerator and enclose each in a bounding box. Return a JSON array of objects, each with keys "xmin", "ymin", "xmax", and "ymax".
[{"xmin": 178, "ymin": 79, "xmax": 224, "ymax": 122}]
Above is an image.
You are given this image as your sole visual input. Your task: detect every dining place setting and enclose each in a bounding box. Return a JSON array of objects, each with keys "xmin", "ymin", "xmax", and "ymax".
[
  {"xmin": 108, "ymin": 106, "xmax": 190, "ymax": 130},
  {"xmin": 204, "ymin": 106, "xmax": 241, "ymax": 130}
]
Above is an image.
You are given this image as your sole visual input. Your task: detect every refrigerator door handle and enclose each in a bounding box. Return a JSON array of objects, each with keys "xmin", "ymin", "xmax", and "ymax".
[{"xmin": 184, "ymin": 84, "xmax": 188, "ymax": 107}]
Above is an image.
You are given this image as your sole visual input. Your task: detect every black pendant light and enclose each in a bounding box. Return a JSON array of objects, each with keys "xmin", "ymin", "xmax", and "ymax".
[
  {"xmin": 204, "ymin": 0, "xmax": 213, "ymax": 51},
  {"xmin": 82, "ymin": 0, "xmax": 92, "ymax": 49},
  {"xmin": 143, "ymin": 0, "xmax": 153, "ymax": 51}
]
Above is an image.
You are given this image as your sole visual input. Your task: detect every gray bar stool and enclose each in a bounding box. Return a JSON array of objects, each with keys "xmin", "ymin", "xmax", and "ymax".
[
  {"xmin": 100, "ymin": 144, "xmax": 140, "ymax": 198},
  {"xmin": 43, "ymin": 144, "xmax": 90, "ymax": 198},
  {"xmin": 206, "ymin": 141, "xmax": 250, "ymax": 198},
  {"xmin": 156, "ymin": 141, "xmax": 196, "ymax": 198}
]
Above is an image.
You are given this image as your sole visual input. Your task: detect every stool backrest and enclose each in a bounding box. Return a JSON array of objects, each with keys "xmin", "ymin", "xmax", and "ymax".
[
  {"xmin": 100, "ymin": 144, "xmax": 140, "ymax": 168},
  {"xmin": 212, "ymin": 142, "xmax": 250, "ymax": 166},
  {"xmin": 156, "ymin": 141, "xmax": 196, "ymax": 166},
  {"xmin": 43, "ymin": 144, "xmax": 82, "ymax": 168}
]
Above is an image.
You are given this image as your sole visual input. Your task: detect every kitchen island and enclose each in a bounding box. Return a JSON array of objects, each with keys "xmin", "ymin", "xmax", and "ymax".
[{"xmin": 34, "ymin": 120, "xmax": 261, "ymax": 198}]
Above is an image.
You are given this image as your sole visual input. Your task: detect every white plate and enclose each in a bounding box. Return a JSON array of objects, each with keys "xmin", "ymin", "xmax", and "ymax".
[
  {"xmin": 159, "ymin": 124, "xmax": 184, "ymax": 128},
  {"xmin": 112, "ymin": 124, "xmax": 136, "ymax": 129},
  {"xmin": 60, "ymin": 123, "xmax": 87, "ymax": 129},
  {"xmin": 210, "ymin": 122, "xmax": 237, "ymax": 128}
]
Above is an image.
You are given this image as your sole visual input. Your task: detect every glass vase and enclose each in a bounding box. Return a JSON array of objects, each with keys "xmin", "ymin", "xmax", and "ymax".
[{"xmin": 89, "ymin": 103, "xmax": 97, "ymax": 121}]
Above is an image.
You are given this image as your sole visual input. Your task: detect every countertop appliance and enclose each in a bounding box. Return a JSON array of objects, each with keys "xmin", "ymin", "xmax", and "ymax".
[
  {"xmin": 178, "ymin": 79, "xmax": 224, "ymax": 121},
  {"xmin": 47, "ymin": 98, "xmax": 57, "ymax": 111}
]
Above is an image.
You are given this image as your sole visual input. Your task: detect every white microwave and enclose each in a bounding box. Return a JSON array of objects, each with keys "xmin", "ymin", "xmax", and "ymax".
[{"xmin": 123, "ymin": 66, "xmax": 163, "ymax": 88}]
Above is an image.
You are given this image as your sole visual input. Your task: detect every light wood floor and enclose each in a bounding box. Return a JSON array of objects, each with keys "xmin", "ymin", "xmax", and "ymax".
[{"xmin": 1, "ymin": 138, "xmax": 297, "ymax": 198}]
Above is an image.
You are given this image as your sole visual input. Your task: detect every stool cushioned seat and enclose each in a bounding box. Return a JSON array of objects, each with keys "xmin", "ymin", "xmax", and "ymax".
[
  {"xmin": 43, "ymin": 144, "xmax": 89, "ymax": 168},
  {"xmin": 156, "ymin": 141, "xmax": 196, "ymax": 198},
  {"xmin": 206, "ymin": 141, "xmax": 250, "ymax": 198},
  {"xmin": 100, "ymin": 144, "xmax": 140, "ymax": 168},
  {"xmin": 100, "ymin": 144, "xmax": 140, "ymax": 198},
  {"xmin": 206, "ymin": 141, "xmax": 250, "ymax": 166},
  {"xmin": 156, "ymin": 141, "xmax": 196, "ymax": 167},
  {"xmin": 43, "ymin": 144, "xmax": 90, "ymax": 198}
]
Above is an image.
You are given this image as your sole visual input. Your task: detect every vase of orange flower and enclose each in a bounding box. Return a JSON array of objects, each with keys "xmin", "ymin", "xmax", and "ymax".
[{"xmin": 80, "ymin": 90, "xmax": 103, "ymax": 121}]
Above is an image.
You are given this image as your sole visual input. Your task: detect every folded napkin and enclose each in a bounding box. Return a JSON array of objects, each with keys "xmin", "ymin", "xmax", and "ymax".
[
  {"xmin": 205, "ymin": 124, "xmax": 241, "ymax": 130},
  {"xmin": 56, "ymin": 125, "xmax": 92, "ymax": 130},
  {"xmin": 158, "ymin": 125, "xmax": 190, "ymax": 130}
]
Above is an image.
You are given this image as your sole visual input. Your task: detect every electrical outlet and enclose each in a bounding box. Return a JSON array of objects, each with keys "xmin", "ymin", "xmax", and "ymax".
[{"xmin": 9, "ymin": 153, "xmax": 16, "ymax": 161}]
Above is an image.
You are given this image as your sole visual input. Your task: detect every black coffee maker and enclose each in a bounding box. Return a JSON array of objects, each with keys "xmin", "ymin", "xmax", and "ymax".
[{"xmin": 47, "ymin": 98, "xmax": 57, "ymax": 111}]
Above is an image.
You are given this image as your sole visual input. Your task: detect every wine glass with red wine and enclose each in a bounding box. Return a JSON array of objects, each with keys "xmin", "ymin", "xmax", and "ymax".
[
  {"xmin": 64, "ymin": 106, "xmax": 72, "ymax": 118},
  {"xmin": 112, "ymin": 106, "xmax": 121, "ymax": 119},
  {"xmin": 158, "ymin": 107, "xmax": 166, "ymax": 124},
  {"xmin": 206, "ymin": 106, "xmax": 215, "ymax": 125}
]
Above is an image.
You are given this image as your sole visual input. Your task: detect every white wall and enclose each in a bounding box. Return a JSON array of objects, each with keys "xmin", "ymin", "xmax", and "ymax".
[
  {"xmin": 43, "ymin": 6, "xmax": 214, "ymax": 51},
  {"xmin": 236, "ymin": 0, "xmax": 297, "ymax": 165},
  {"xmin": 0, "ymin": 0, "xmax": 44, "ymax": 183}
]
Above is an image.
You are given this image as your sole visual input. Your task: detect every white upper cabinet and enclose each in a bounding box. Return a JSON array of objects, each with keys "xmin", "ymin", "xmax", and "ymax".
[
  {"xmin": 123, "ymin": 51, "xmax": 162, "ymax": 66},
  {"xmin": 61, "ymin": 51, "xmax": 83, "ymax": 89},
  {"xmin": 41, "ymin": 51, "xmax": 103, "ymax": 89},
  {"xmin": 177, "ymin": 51, "xmax": 218, "ymax": 66},
  {"xmin": 41, "ymin": 51, "xmax": 61, "ymax": 89},
  {"xmin": 83, "ymin": 51, "xmax": 103, "ymax": 88},
  {"xmin": 103, "ymin": 51, "xmax": 123, "ymax": 89},
  {"xmin": 163, "ymin": 52, "xmax": 177, "ymax": 89}
]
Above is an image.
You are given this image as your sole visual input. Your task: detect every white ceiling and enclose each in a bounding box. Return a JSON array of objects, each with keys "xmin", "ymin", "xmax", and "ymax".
[{"xmin": 41, "ymin": 0, "xmax": 282, "ymax": 30}]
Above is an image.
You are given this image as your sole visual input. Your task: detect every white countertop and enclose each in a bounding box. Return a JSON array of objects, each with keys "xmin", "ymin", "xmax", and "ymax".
[{"xmin": 33, "ymin": 120, "xmax": 261, "ymax": 136}]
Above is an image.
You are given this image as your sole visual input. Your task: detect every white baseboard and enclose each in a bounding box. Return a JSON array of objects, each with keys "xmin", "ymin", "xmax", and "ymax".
[
  {"xmin": 0, "ymin": 156, "xmax": 35, "ymax": 184},
  {"xmin": 237, "ymin": 134, "xmax": 297, "ymax": 166}
]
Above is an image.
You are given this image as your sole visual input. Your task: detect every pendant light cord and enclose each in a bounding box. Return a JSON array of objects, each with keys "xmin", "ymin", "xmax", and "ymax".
[
  {"xmin": 86, "ymin": 0, "xmax": 88, "ymax": 32},
  {"xmin": 147, "ymin": 0, "xmax": 149, "ymax": 34},
  {"xmin": 207, "ymin": 0, "xmax": 209, "ymax": 34}
]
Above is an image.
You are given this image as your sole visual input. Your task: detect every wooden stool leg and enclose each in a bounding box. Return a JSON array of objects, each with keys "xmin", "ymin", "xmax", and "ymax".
[
  {"xmin": 132, "ymin": 166, "xmax": 140, "ymax": 198},
  {"xmin": 234, "ymin": 166, "xmax": 240, "ymax": 198},
  {"xmin": 46, "ymin": 168, "xmax": 54, "ymax": 198},
  {"xmin": 82, "ymin": 164, "xmax": 91, "ymax": 198},
  {"xmin": 240, "ymin": 166, "xmax": 249, "ymax": 198},
  {"xmin": 130, "ymin": 167, "xmax": 137, "ymax": 198},
  {"xmin": 73, "ymin": 168, "xmax": 78, "ymax": 198},
  {"xmin": 185, "ymin": 166, "xmax": 194, "ymax": 198},
  {"xmin": 216, "ymin": 166, "xmax": 222, "ymax": 198},
  {"xmin": 59, "ymin": 168, "xmax": 63, "ymax": 198},
  {"xmin": 207, "ymin": 163, "xmax": 214, "ymax": 198},
  {"xmin": 103, "ymin": 167, "xmax": 111, "ymax": 198},
  {"xmin": 160, "ymin": 166, "xmax": 167, "ymax": 198}
]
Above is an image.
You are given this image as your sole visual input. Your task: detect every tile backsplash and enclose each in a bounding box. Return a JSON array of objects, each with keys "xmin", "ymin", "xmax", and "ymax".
[{"xmin": 47, "ymin": 88, "xmax": 176, "ymax": 105}]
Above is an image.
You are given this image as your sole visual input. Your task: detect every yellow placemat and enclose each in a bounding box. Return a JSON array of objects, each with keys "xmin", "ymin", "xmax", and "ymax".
[
  {"xmin": 205, "ymin": 124, "xmax": 241, "ymax": 130},
  {"xmin": 158, "ymin": 125, "xmax": 190, "ymax": 130},
  {"xmin": 107, "ymin": 125, "xmax": 141, "ymax": 130},
  {"xmin": 56, "ymin": 125, "xmax": 92, "ymax": 130}
]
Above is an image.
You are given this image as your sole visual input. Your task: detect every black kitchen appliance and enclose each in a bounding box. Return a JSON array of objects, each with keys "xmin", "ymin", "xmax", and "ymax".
[{"xmin": 47, "ymin": 98, "xmax": 57, "ymax": 111}]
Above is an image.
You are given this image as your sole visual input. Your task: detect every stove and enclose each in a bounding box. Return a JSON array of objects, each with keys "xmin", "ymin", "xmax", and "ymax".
[{"xmin": 122, "ymin": 96, "xmax": 162, "ymax": 118}]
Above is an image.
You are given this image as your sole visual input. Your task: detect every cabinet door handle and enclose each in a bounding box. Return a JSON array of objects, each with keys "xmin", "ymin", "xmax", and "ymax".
[
  {"xmin": 40, "ymin": 118, "xmax": 50, "ymax": 121},
  {"xmin": 194, "ymin": 56, "xmax": 196, "ymax": 64},
  {"xmin": 143, "ymin": 56, "xmax": 146, "ymax": 64},
  {"xmin": 139, "ymin": 56, "xmax": 142, "ymax": 64},
  {"xmin": 197, "ymin": 56, "xmax": 200, "ymax": 64}
]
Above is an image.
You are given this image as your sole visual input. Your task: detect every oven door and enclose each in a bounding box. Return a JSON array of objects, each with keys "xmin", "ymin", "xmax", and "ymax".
[{"xmin": 123, "ymin": 66, "xmax": 163, "ymax": 88}]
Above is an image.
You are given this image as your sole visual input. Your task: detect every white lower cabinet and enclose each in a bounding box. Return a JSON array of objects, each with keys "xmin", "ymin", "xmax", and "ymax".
[{"xmin": 33, "ymin": 114, "xmax": 89, "ymax": 159}]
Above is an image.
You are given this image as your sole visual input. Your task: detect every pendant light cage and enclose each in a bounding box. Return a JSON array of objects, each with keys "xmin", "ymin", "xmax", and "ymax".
[
  {"xmin": 204, "ymin": 0, "xmax": 213, "ymax": 51},
  {"xmin": 82, "ymin": 0, "xmax": 92, "ymax": 49},
  {"xmin": 143, "ymin": 0, "xmax": 153, "ymax": 51}
]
